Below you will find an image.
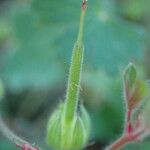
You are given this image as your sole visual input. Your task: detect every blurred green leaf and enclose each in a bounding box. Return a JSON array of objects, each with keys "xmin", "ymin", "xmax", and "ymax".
[
  {"xmin": 0, "ymin": 139, "xmax": 16, "ymax": 150},
  {"xmin": 0, "ymin": 21, "xmax": 10, "ymax": 43},
  {"xmin": 82, "ymin": 71, "xmax": 124, "ymax": 140},
  {"xmin": 0, "ymin": 0, "xmax": 146, "ymax": 90},
  {"xmin": 0, "ymin": 3, "xmax": 64, "ymax": 90},
  {"xmin": 123, "ymin": 0, "xmax": 150, "ymax": 20},
  {"xmin": 123, "ymin": 138, "xmax": 150, "ymax": 150}
]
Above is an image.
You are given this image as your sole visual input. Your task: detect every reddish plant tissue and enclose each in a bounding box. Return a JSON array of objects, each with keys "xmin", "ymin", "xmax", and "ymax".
[
  {"xmin": 82, "ymin": 0, "xmax": 87, "ymax": 10},
  {"xmin": 16, "ymin": 144, "xmax": 39, "ymax": 150}
]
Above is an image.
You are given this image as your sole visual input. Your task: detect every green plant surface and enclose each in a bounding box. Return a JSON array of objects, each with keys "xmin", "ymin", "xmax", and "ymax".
[
  {"xmin": 82, "ymin": 71, "xmax": 123, "ymax": 141},
  {"xmin": 123, "ymin": 139, "xmax": 150, "ymax": 150},
  {"xmin": 122, "ymin": 0, "xmax": 150, "ymax": 21},
  {"xmin": 0, "ymin": 0, "xmax": 150, "ymax": 150},
  {"xmin": 0, "ymin": 139, "xmax": 16, "ymax": 150},
  {"xmin": 0, "ymin": 0, "xmax": 146, "ymax": 91}
]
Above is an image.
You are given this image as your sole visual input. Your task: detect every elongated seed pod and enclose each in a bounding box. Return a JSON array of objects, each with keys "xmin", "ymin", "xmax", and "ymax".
[{"xmin": 47, "ymin": 1, "xmax": 90, "ymax": 150}]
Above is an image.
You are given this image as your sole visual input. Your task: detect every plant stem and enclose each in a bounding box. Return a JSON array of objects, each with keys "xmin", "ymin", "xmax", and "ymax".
[
  {"xmin": 0, "ymin": 116, "xmax": 42, "ymax": 150},
  {"xmin": 0, "ymin": 116, "xmax": 28, "ymax": 147},
  {"xmin": 105, "ymin": 129, "xmax": 145, "ymax": 150},
  {"xmin": 64, "ymin": 1, "xmax": 87, "ymax": 123}
]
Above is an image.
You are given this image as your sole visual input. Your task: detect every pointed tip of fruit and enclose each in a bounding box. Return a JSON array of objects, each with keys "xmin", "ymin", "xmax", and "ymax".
[{"xmin": 82, "ymin": 0, "xmax": 87, "ymax": 10}]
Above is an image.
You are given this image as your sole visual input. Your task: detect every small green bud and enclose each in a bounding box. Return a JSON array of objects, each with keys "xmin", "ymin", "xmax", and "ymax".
[
  {"xmin": 124, "ymin": 63, "xmax": 137, "ymax": 89},
  {"xmin": 47, "ymin": 103, "xmax": 90, "ymax": 150},
  {"xmin": 123, "ymin": 63, "xmax": 148, "ymax": 110}
]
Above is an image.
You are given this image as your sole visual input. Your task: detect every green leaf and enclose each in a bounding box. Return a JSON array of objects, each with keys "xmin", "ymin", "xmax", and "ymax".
[
  {"xmin": 82, "ymin": 71, "xmax": 123, "ymax": 140},
  {"xmin": 0, "ymin": 4, "xmax": 64, "ymax": 90},
  {"xmin": 0, "ymin": 139, "xmax": 16, "ymax": 150},
  {"xmin": 123, "ymin": 0, "xmax": 150, "ymax": 20},
  {"xmin": 0, "ymin": 0, "xmax": 146, "ymax": 90}
]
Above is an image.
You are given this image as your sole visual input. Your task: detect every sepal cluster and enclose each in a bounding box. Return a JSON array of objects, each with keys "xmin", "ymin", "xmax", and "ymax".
[{"xmin": 47, "ymin": 103, "xmax": 90, "ymax": 150}]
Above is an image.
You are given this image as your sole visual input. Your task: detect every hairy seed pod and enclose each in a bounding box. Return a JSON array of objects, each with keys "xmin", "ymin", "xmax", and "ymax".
[{"xmin": 47, "ymin": 1, "xmax": 90, "ymax": 150}]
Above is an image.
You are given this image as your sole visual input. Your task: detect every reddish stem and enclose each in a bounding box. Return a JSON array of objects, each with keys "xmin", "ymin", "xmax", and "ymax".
[
  {"xmin": 16, "ymin": 143, "xmax": 39, "ymax": 150},
  {"xmin": 105, "ymin": 129, "xmax": 145, "ymax": 150},
  {"xmin": 125, "ymin": 110, "xmax": 134, "ymax": 133}
]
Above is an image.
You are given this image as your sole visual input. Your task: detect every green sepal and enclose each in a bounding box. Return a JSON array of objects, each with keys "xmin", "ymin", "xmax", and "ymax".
[
  {"xmin": 71, "ymin": 117, "xmax": 86, "ymax": 150},
  {"xmin": 47, "ymin": 103, "xmax": 90, "ymax": 150},
  {"xmin": 80, "ymin": 105, "xmax": 90, "ymax": 136},
  {"xmin": 47, "ymin": 105, "xmax": 62, "ymax": 149}
]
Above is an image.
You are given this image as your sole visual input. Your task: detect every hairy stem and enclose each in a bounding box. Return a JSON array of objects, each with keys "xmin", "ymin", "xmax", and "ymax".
[
  {"xmin": 105, "ymin": 129, "xmax": 145, "ymax": 150},
  {"xmin": 0, "ymin": 115, "xmax": 42, "ymax": 150},
  {"xmin": 64, "ymin": 1, "xmax": 87, "ymax": 123}
]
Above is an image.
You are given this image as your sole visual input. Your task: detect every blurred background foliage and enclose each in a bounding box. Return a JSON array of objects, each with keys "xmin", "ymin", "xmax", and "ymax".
[{"xmin": 0, "ymin": 0, "xmax": 150, "ymax": 149}]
